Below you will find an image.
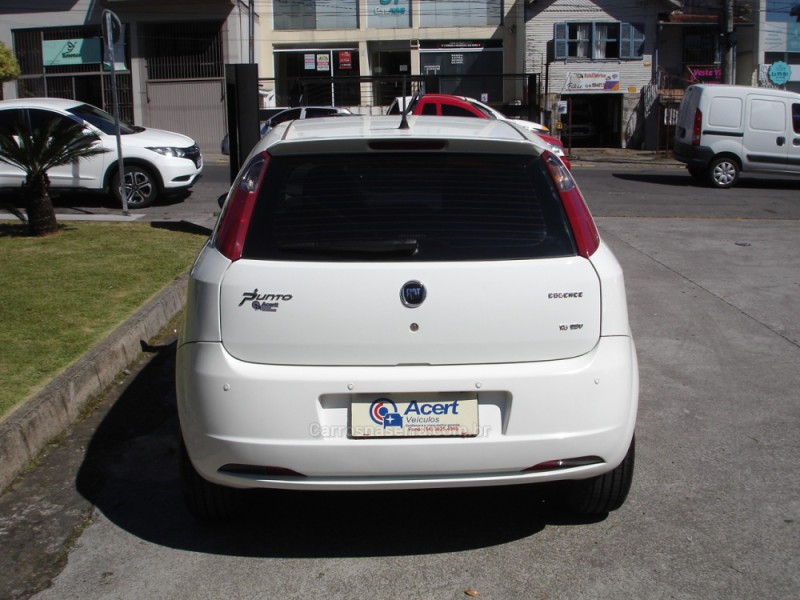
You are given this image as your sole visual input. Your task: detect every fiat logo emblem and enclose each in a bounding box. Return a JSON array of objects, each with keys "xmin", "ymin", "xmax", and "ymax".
[{"xmin": 400, "ymin": 281, "xmax": 426, "ymax": 308}]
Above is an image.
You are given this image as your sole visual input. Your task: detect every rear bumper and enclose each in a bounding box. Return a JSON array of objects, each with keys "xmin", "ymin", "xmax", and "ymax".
[
  {"xmin": 673, "ymin": 140, "xmax": 714, "ymax": 169},
  {"xmin": 176, "ymin": 336, "xmax": 638, "ymax": 490}
]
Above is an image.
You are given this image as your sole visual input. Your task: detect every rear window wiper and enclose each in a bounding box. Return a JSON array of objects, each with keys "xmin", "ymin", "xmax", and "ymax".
[{"xmin": 278, "ymin": 238, "xmax": 419, "ymax": 256}]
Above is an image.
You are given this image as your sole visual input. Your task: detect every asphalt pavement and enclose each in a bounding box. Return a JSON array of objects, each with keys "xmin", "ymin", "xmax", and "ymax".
[{"xmin": 2, "ymin": 149, "xmax": 799, "ymax": 599}]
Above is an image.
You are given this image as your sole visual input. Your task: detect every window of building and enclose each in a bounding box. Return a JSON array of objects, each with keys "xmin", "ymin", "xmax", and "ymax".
[
  {"xmin": 554, "ymin": 22, "xmax": 644, "ymax": 60},
  {"xmin": 141, "ymin": 21, "xmax": 223, "ymax": 79},
  {"xmin": 273, "ymin": 49, "xmax": 360, "ymax": 106},
  {"xmin": 274, "ymin": 0, "xmax": 358, "ymax": 30},
  {"xmin": 419, "ymin": 43, "xmax": 503, "ymax": 101},
  {"xmin": 683, "ymin": 28, "xmax": 719, "ymax": 65},
  {"xmin": 419, "ymin": 0, "xmax": 502, "ymax": 28}
]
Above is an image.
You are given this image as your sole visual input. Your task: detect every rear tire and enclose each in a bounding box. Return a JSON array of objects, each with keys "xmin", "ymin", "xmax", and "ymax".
[
  {"xmin": 179, "ymin": 435, "xmax": 248, "ymax": 522},
  {"xmin": 565, "ymin": 435, "xmax": 635, "ymax": 515},
  {"xmin": 707, "ymin": 156, "xmax": 739, "ymax": 188}
]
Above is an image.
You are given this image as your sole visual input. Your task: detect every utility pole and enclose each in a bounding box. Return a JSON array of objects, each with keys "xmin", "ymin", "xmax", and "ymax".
[
  {"xmin": 722, "ymin": 0, "xmax": 735, "ymax": 84},
  {"xmin": 102, "ymin": 9, "xmax": 128, "ymax": 215},
  {"xmin": 248, "ymin": 1, "xmax": 255, "ymax": 64}
]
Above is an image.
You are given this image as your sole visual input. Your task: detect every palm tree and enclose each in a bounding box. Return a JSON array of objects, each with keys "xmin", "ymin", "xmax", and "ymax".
[{"xmin": 0, "ymin": 118, "xmax": 108, "ymax": 236}]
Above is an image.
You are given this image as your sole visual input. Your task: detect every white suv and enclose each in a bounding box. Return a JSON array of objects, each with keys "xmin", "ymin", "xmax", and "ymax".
[
  {"xmin": 177, "ymin": 115, "xmax": 638, "ymax": 521},
  {"xmin": 0, "ymin": 98, "xmax": 202, "ymax": 208}
]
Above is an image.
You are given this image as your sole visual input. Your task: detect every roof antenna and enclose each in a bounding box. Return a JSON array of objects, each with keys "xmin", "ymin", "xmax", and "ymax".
[{"xmin": 399, "ymin": 75, "xmax": 411, "ymax": 130}]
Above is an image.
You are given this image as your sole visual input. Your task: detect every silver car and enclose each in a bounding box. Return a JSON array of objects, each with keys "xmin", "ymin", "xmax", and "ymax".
[{"xmin": 221, "ymin": 106, "xmax": 354, "ymax": 155}]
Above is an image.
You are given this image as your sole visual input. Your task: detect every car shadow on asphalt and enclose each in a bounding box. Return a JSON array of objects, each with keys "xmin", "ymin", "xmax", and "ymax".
[
  {"xmin": 0, "ymin": 189, "xmax": 191, "ymax": 213},
  {"xmin": 612, "ymin": 171, "xmax": 800, "ymax": 189},
  {"xmin": 151, "ymin": 219, "xmax": 213, "ymax": 237},
  {"xmin": 75, "ymin": 341, "xmax": 606, "ymax": 558}
]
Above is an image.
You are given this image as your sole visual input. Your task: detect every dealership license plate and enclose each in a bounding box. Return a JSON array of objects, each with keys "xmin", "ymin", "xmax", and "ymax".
[{"xmin": 350, "ymin": 393, "xmax": 479, "ymax": 438}]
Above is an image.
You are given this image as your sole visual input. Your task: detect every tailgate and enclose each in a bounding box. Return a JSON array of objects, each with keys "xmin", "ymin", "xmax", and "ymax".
[{"xmin": 219, "ymin": 258, "xmax": 600, "ymax": 366}]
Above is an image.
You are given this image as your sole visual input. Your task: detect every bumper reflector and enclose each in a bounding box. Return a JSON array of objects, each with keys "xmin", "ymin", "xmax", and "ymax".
[{"xmin": 523, "ymin": 456, "xmax": 603, "ymax": 472}]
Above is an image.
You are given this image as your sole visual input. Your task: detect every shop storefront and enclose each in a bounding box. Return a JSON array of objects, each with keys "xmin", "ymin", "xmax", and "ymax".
[
  {"xmin": 273, "ymin": 48, "xmax": 361, "ymax": 106},
  {"xmin": 420, "ymin": 41, "xmax": 504, "ymax": 102},
  {"xmin": 13, "ymin": 26, "xmax": 133, "ymax": 122},
  {"xmin": 557, "ymin": 71, "xmax": 623, "ymax": 148}
]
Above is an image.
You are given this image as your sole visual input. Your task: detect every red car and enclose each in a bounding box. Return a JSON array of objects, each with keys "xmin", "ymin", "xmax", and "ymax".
[{"xmin": 389, "ymin": 94, "xmax": 571, "ymax": 169}]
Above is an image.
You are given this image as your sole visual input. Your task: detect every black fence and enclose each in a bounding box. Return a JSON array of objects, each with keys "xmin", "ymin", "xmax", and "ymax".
[{"xmin": 258, "ymin": 73, "xmax": 543, "ymax": 121}]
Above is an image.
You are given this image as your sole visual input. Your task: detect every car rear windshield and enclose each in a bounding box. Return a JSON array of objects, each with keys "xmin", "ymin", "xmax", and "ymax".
[{"xmin": 242, "ymin": 152, "xmax": 576, "ymax": 262}]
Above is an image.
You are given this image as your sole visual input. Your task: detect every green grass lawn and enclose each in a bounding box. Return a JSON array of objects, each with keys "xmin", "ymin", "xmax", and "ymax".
[{"xmin": 0, "ymin": 221, "xmax": 208, "ymax": 419}]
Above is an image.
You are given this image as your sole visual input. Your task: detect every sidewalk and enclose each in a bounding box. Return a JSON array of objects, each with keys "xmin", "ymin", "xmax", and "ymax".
[
  {"xmin": 0, "ymin": 146, "xmax": 680, "ymax": 494},
  {"xmin": 567, "ymin": 147, "xmax": 681, "ymax": 166}
]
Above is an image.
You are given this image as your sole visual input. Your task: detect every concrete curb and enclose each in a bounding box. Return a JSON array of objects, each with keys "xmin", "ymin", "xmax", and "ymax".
[{"xmin": 0, "ymin": 273, "xmax": 188, "ymax": 493}]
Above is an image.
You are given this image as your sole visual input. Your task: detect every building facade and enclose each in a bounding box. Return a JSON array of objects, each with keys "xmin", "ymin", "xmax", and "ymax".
[
  {"xmin": 756, "ymin": 0, "xmax": 800, "ymax": 90},
  {"xmin": 1, "ymin": 0, "xmax": 258, "ymax": 153},
  {"xmin": 0, "ymin": 0, "xmax": 777, "ymax": 154},
  {"xmin": 256, "ymin": 0, "xmax": 526, "ymax": 111},
  {"xmin": 524, "ymin": 0, "xmax": 681, "ymax": 149}
]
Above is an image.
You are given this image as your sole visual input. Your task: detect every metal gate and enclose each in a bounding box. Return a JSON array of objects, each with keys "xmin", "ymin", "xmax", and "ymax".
[
  {"xmin": 144, "ymin": 80, "xmax": 225, "ymax": 153},
  {"xmin": 141, "ymin": 21, "xmax": 225, "ymax": 154}
]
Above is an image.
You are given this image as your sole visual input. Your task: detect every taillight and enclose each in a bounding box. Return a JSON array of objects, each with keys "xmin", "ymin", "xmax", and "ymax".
[
  {"xmin": 542, "ymin": 151, "xmax": 600, "ymax": 258},
  {"xmin": 214, "ymin": 153, "xmax": 269, "ymax": 261},
  {"xmin": 692, "ymin": 108, "xmax": 702, "ymax": 146}
]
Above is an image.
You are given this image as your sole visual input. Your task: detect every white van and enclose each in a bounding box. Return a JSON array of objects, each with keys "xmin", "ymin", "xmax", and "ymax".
[{"xmin": 673, "ymin": 84, "xmax": 800, "ymax": 188}]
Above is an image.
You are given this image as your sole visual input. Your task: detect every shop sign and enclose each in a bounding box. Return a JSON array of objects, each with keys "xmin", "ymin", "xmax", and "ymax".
[
  {"xmin": 687, "ymin": 65, "xmax": 722, "ymax": 84},
  {"xmin": 374, "ymin": 0, "xmax": 406, "ymax": 16},
  {"xmin": 317, "ymin": 54, "xmax": 330, "ymax": 71},
  {"xmin": 436, "ymin": 41, "xmax": 485, "ymax": 49},
  {"xmin": 339, "ymin": 51, "xmax": 352, "ymax": 70},
  {"xmin": 566, "ymin": 72, "xmax": 620, "ymax": 91},
  {"xmin": 451, "ymin": 53, "xmax": 464, "ymax": 65},
  {"xmin": 768, "ymin": 61, "xmax": 791, "ymax": 85},
  {"xmin": 304, "ymin": 53, "xmax": 316, "ymax": 70},
  {"xmin": 43, "ymin": 38, "xmax": 102, "ymax": 67}
]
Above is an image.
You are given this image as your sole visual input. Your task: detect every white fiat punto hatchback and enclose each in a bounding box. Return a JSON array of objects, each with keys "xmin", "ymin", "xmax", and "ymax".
[{"xmin": 177, "ymin": 115, "xmax": 638, "ymax": 521}]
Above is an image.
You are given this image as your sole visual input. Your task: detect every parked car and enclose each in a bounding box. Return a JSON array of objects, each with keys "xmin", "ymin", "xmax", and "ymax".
[
  {"xmin": 387, "ymin": 93, "xmax": 570, "ymax": 167},
  {"xmin": 673, "ymin": 84, "xmax": 800, "ymax": 188},
  {"xmin": 0, "ymin": 98, "xmax": 202, "ymax": 208},
  {"xmin": 221, "ymin": 106, "xmax": 354, "ymax": 155},
  {"xmin": 387, "ymin": 93, "xmax": 550, "ymax": 133},
  {"xmin": 177, "ymin": 115, "xmax": 638, "ymax": 521}
]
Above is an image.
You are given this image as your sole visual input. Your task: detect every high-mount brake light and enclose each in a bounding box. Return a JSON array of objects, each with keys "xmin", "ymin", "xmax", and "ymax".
[
  {"xmin": 214, "ymin": 153, "xmax": 269, "ymax": 261},
  {"xmin": 542, "ymin": 150, "xmax": 600, "ymax": 258},
  {"xmin": 369, "ymin": 140, "xmax": 447, "ymax": 151},
  {"xmin": 692, "ymin": 109, "xmax": 702, "ymax": 146}
]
